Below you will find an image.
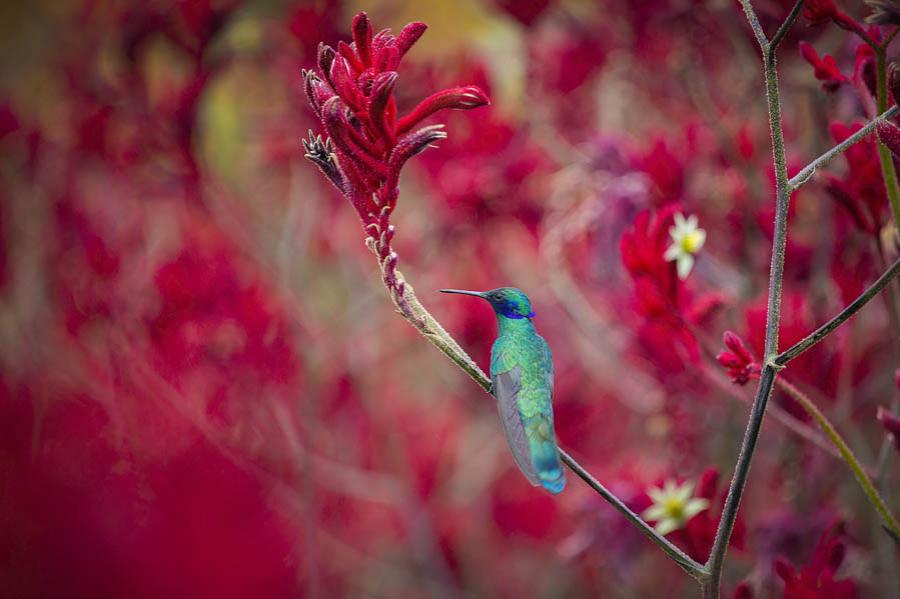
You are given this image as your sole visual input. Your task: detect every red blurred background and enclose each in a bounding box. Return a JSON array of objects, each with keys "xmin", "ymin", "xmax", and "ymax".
[{"xmin": 1, "ymin": 1, "xmax": 898, "ymax": 597}]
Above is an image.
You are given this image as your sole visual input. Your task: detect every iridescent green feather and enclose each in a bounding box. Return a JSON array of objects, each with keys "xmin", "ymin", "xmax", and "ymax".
[{"xmin": 490, "ymin": 300, "xmax": 564, "ymax": 494}]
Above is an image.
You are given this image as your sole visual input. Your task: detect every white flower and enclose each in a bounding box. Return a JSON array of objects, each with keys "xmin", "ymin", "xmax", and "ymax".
[
  {"xmin": 641, "ymin": 479, "xmax": 710, "ymax": 536},
  {"xmin": 664, "ymin": 213, "xmax": 706, "ymax": 280}
]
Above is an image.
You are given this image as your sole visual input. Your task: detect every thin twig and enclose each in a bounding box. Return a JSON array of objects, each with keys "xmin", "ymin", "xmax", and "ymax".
[
  {"xmin": 769, "ymin": 0, "xmax": 804, "ymax": 51},
  {"xmin": 787, "ymin": 105, "xmax": 900, "ymax": 189},
  {"xmin": 775, "ymin": 257, "xmax": 900, "ymax": 366},
  {"xmin": 776, "ymin": 378, "xmax": 900, "ymax": 538}
]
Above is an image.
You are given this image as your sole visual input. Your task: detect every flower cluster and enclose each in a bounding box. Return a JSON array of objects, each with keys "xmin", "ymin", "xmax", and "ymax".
[{"xmin": 302, "ymin": 12, "xmax": 488, "ymax": 306}]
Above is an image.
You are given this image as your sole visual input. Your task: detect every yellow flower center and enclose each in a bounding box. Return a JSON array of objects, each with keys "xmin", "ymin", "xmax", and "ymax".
[
  {"xmin": 679, "ymin": 230, "xmax": 704, "ymax": 254},
  {"xmin": 663, "ymin": 497, "xmax": 686, "ymax": 521}
]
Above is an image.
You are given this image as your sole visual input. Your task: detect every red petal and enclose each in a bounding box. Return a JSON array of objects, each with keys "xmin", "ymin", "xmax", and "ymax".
[
  {"xmin": 396, "ymin": 22, "xmax": 427, "ymax": 57},
  {"xmin": 352, "ymin": 12, "xmax": 373, "ymax": 67},
  {"xmin": 396, "ymin": 86, "xmax": 490, "ymax": 134}
]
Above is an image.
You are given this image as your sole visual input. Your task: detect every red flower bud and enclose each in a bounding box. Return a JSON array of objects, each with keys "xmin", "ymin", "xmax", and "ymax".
[
  {"xmin": 396, "ymin": 21, "xmax": 427, "ymax": 57},
  {"xmin": 352, "ymin": 12, "xmax": 373, "ymax": 67},
  {"xmin": 317, "ymin": 42, "xmax": 336, "ymax": 86},
  {"xmin": 396, "ymin": 86, "xmax": 490, "ymax": 134},
  {"xmin": 802, "ymin": 0, "xmax": 838, "ymax": 25},
  {"xmin": 877, "ymin": 121, "xmax": 900, "ymax": 159},
  {"xmin": 799, "ymin": 42, "xmax": 847, "ymax": 92},
  {"xmin": 387, "ymin": 124, "xmax": 447, "ymax": 189},
  {"xmin": 369, "ymin": 71, "xmax": 399, "ymax": 145},
  {"xmin": 716, "ymin": 331, "xmax": 761, "ymax": 385}
]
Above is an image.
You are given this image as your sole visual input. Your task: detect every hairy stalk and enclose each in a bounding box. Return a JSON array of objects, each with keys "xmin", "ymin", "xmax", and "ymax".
[
  {"xmin": 704, "ymin": 2, "xmax": 800, "ymax": 595},
  {"xmin": 875, "ymin": 48, "xmax": 900, "ymax": 230},
  {"xmin": 774, "ymin": 256, "xmax": 900, "ymax": 366},
  {"xmin": 787, "ymin": 106, "xmax": 900, "ymax": 189},
  {"xmin": 378, "ymin": 261, "xmax": 708, "ymax": 580},
  {"xmin": 776, "ymin": 378, "xmax": 900, "ymax": 538}
]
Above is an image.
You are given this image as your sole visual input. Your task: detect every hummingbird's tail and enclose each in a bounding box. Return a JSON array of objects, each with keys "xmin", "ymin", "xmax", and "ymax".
[{"xmin": 531, "ymin": 439, "xmax": 566, "ymax": 495}]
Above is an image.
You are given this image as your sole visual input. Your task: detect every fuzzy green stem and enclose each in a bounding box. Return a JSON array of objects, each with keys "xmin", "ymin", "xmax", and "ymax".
[
  {"xmin": 776, "ymin": 378, "xmax": 900, "ymax": 539},
  {"xmin": 788, "ymin": 106, "xmax": 900, "ymax": 190},
  {"xmin": 876, "ymin": 48, "xmax": 900, "ymax": 231}
]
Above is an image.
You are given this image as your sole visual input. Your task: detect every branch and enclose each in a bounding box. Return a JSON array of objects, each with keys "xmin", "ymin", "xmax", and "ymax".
[
  {"xmin": 875, "ymin": 47, "xmax": 900, "ymax": 236},
  {"xmin": 776, "ymin": 378, "xmax": 900, "ymax": 539},
  {"xmin": 775, "ymin": 257, "xmax": 900, "ymax": 366},
  {"xmin": 559, "ymin": 448, "xmax": 708, "ymax": 579},
  {"xmin": 379, "ymin": 263, "xmax": 708, "ymax": 580},
  {"xmin": 738, "ymin": 0, "xmax": 769, "ymax": 51},
  {"xmin": 787, "ymin": 105, "xmax": 900, "ymax": 190},
  {"xmin": 706, "ymin": 2, "xmax": 798, "ymax": 594},
  {"xmin": 769, "ymin": 1, "xmax": 804, "ymax": 51}
]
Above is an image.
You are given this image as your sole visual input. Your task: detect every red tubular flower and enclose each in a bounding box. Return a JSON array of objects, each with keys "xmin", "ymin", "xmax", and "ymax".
[
  {"xmin": 774, "ymin": 523, "xmax": 857, "ymax": 599},
  {"xmin": 803, "ymin": 0, "xmax": 869, "ymax": 38},
  {"xmin": 799, "ymin": 42, "xmax": 848, "ymax": 92},
  {"xmin": 802, "ymin": 0, "xmax": 839, "ymax": 25},
  {"xmin": 303, "ymin": 11, "xmax": 488, "ymax": 225},
  {"xmin": 716, "ymin": 331, "xmax": 761, "ymax": 385},
  {"xmin": 302, "ymin": 12, "xmax": 489, "ymax": 304}
]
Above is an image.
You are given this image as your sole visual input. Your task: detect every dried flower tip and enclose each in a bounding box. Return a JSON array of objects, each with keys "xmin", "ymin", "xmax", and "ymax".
[{"xmin": 866, "ymin": 0, "xmax": 900, "ymax": 25}]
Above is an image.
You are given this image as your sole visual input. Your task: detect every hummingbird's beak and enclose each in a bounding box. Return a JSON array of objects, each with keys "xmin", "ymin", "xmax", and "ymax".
[{"xmin": 439, "ymin": 289, "xmax": 485, "ymax": 298}]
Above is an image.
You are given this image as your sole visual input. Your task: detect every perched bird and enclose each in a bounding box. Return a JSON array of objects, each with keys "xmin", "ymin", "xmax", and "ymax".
[{"xmin": 441, "ymin": 287, "xmax": 565, "ymax": 494}]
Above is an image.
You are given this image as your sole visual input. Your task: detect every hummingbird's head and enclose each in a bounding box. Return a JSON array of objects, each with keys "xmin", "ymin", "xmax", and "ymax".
[{"xmin": 440, "ymin": 287, "xmax": 535, "ymax": 319}]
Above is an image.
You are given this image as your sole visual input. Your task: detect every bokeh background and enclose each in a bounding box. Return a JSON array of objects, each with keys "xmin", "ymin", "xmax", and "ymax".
[{"xmin": 1, "ymin": 0, "xmax": 898, "ymax": 597}]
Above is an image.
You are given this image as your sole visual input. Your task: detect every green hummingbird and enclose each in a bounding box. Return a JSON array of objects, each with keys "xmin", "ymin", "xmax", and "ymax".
[{"xmin": 441, "ymin": 287, "xmax": 565, "ymax": 494}]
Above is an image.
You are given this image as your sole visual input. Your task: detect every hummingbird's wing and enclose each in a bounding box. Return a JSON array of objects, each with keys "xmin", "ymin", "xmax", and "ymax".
[{"xmin": 493, "ymin": 365, "xmax": 541, "ymax": 487}]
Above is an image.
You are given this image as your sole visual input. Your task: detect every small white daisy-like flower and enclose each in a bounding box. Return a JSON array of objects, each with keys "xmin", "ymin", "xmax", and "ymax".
[
  {"xmin": 641, "ymin": 479, "xmax": 710, "ymax": 536},
  {"xmin": 664, "ymin": 213, "xmax": 706, "ymax": 280}
]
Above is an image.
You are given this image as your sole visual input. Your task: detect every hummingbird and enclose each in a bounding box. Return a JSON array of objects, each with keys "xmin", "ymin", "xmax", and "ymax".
[{"xmin": 441, "ymin": 287, "xmax": 565, "ymax": 494}]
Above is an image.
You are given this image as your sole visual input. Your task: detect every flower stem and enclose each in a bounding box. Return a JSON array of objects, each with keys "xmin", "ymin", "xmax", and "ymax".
[
  {"xmin": 704, "ymin": 3, "xmax": 800, "ymax": 595},
  {"xmin": 787, "ymin": 106, "xmax": 900, "ymax": 190},
  {"xmin": 875, "ymin": 47, "xmax": 900, "ymax": 231},
  {"xmin": 774, "ymin": 256, "xmax": 900, "ymax": 366},
  {"xmin": 776, "ymin": 378, "xmax": 900, "ymax": 539}
]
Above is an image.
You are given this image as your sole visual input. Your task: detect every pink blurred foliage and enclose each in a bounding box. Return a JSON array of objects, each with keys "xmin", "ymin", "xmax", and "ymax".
[{"xmin": 0, "ymin": 0, "xmax": 898, "ymax": 597}]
